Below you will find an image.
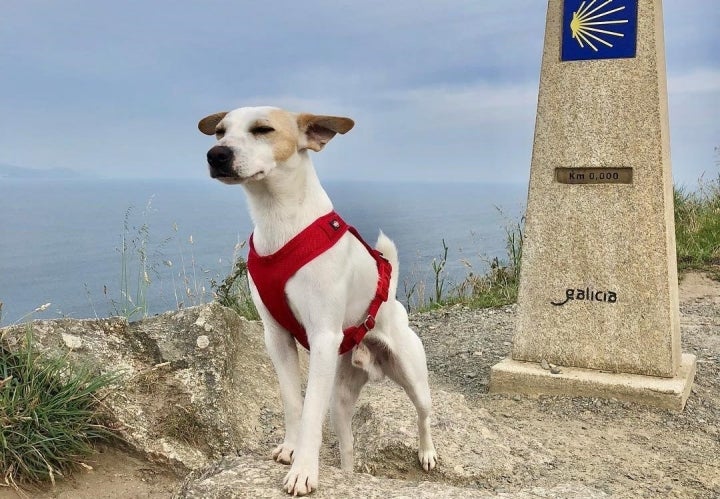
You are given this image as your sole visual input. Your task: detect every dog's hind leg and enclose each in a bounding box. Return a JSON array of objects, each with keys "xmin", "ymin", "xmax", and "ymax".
[
  {"xmin": 264, "ymin": 322, "xmax": 303, "ymax": 465},
  {"xmin": 330, "ymin": 353, "xmax": 369, "ymax": 471},
  {"xmin": 382, "ymin": 325, "xmax": 438, "ymax": 472}
]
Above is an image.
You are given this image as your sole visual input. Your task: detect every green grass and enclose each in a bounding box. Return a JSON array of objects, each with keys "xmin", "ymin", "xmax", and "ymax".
[
  {"xmin": 674, "ymin": 165, "xmax": 720, "ymax": 275},
  {"xmin": 0, "ymin": 329, "xmax": 117, "ymax": 488}
]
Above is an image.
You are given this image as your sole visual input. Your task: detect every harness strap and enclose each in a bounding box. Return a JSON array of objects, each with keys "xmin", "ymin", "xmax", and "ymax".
[
  {"xmin": 247, "ymin": 212, "xmax": 392, "ymax": 355},
  {"xmin": 339, "ymin": 227, "xmax": 392, "ymax": 354}
]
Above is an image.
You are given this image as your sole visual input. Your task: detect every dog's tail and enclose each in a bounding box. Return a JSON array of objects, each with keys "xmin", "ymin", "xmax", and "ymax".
[{"xmin": 375, "ymin": 231, "xmax": 399, "ymax": 300}]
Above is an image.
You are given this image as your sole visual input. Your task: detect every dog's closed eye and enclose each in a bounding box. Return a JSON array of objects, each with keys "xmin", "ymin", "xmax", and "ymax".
[
  {"xmin": 215, "ymin": 128, "xmax": 226, "ymax": 138},
  {"xmin": 251, "ymin": 125, "xmax": 275, "ymax": 135}
]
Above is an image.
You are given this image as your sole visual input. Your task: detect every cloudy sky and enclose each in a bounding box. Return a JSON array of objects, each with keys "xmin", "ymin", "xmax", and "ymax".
[{"xmin": 1, "ymin": 1, "xmax": 718, "ymax": 186}]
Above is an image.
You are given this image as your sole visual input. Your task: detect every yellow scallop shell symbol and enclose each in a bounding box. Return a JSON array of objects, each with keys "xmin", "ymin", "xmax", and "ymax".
[{"xmin": 570, "ymin": 0, "xmax": 629, "ymax": 52}]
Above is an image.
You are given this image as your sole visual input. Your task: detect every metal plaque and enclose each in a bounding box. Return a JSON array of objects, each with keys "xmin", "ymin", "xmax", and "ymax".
[{"xmin": 555, "ymin": 167, "xmax": 633, "ymax": 184}]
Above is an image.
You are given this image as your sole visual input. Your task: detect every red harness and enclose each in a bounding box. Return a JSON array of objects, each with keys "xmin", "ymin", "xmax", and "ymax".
[{"xmin": 247, "ymin": 211, "xmax": 392, "ymax": 355}]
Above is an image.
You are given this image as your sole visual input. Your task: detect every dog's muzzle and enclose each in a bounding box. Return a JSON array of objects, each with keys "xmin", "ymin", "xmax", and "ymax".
[{"xmin": 207, "ymin": 145, "xmax": 235, "ymax": 178}]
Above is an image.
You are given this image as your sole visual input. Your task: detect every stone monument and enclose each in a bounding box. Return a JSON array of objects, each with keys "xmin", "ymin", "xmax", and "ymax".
[{"xmin": 489, "ymin": 0, "xmax": 696, "ymax": 410}]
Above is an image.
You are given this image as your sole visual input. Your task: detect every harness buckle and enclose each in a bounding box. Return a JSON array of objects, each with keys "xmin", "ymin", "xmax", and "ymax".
[{"xmin": 363, "ymin": 315, "xmax": 376, "ymax": 331}]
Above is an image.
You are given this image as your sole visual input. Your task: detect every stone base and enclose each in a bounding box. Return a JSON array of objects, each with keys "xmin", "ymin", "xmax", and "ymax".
[{"xmin": 489, "ymin": 353, "xmax": 696, "ymax": 411}]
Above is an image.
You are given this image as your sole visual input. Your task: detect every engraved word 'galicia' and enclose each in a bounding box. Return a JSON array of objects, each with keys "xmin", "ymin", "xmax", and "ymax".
[{"xmin": 551, "ymin": 287, "xmax": 618, "ymax": 306}]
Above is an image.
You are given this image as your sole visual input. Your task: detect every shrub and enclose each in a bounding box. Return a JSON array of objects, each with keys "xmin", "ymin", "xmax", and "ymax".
[
  {"xmin": 0, "ymin": 330, "xmax": 117, "ymax": 487},
  {"xmin": 674, "ymin": 155, "xmax": 720, "ymax": 273},
  {"xmin": 458, "ymin": 216, "xmax": 524, "ymax": 309},
  {"xmin": 211, "ymin": 255, "xmax": 260, "ymax": 320}
]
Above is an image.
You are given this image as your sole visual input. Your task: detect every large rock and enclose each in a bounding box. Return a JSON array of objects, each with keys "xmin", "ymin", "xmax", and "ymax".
[
  {"xmin": 1, "ymin": 303, "xmax": 281, "ymax": 473},
  {"xmin": 175, "ymin": 455, "xmax": 607, "ymax": 498},
  {"xmin": 177, "ymin": 372, "xmax": 606, "ymax": 497}
]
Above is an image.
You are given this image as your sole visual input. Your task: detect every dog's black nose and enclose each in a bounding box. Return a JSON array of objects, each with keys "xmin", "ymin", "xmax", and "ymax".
[{"xmin": 207, "ymin": 145, "xmax": 234, "ymax": 176}]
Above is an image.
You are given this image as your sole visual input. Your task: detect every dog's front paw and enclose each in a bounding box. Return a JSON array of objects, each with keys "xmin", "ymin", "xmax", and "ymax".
[
  {"xmin": 272, "ymin": 442, "xmax": 295, "ymax": 465},
  {"xmin": 418, "ymin": 446, "xmax": 437, "ymax": 472},
  {"xmin": 283, "ymin": 461, "xmax": 318, "ymax": 496}
]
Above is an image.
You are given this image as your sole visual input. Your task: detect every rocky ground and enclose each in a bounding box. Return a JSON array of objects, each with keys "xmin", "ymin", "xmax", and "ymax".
[
  {"xmin": 408, "ymin": 272, "xmax": 720, "ymax": 498},
  {"xmin": 2, "ymin": 272, "xmax": 718, "ymax": 498}
]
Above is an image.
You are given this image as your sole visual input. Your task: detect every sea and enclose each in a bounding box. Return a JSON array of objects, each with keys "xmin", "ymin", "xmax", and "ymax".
[{"xmin": 0, "ymin": 178, "xmax": 526, "ymax": 324}]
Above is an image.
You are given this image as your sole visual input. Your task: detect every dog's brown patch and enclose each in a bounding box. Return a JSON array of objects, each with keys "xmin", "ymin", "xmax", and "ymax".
[{"xmin": 267, "ymin": 110, "xmax": 300, "ymax": 162}]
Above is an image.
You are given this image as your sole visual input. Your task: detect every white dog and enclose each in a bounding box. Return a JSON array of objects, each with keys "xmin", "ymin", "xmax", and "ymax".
[{"xmin": 199, "ymin": 107, "xmax": 437, "ymax": 496}]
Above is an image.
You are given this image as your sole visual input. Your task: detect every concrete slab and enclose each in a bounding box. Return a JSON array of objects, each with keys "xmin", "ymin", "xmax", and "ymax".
[{"xmin": 489, "ymin": 353, "xmax": 696, "ymax": 411}]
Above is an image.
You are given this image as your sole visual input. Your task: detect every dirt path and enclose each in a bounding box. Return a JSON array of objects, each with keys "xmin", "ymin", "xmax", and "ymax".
[
  {"xmin": 2, "ymin": 272, "xmax": 718, "ymax": 498},
  {"xmin": 0, "ymin": 446, "xmax": 178, "ymax": 499}
]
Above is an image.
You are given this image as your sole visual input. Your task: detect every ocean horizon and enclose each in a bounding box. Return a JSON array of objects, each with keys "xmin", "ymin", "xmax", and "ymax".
[{"xmin": 0, "ymin": 178, "xmax": 526, "ymax": 324}]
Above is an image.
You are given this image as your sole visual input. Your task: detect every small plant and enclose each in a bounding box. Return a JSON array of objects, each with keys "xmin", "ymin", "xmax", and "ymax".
[
  {"xmin": 170, "ymin": 226, "xmax": 209, "ymax": 309},
  {"xmin": 115, "ymin": 203, "xmax": 154, "ymax": 320},
  {"xmin": 430, "ymin": 239, "xmax": 449, "ymax": 306},
  {"xmin": 506, "ymin": 217, "xmax": 524, "ymax": 282},
  {"xmin": 402, "ymin": 257, "xmax": 430, "ymax": 313},
  {"xmin": 454, "ymin": 216, "xmax": 524, "ymax": 309},
  {"xmin": 0, "ymin": 329, "xmax": 117, "ymax": 488},
  {"xmin": 402, "ymin": 279, "xmax": 421, "ymax": 313},
  {"xmin": 211, "ymin": 248, "xmax": 260, "ymax": 320},
  {"xmin": 3, "ymin": 303, "xmax": 53, "ymax": 328}
]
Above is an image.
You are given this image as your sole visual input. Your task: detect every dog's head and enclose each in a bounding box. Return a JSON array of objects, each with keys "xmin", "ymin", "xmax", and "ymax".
[{"xmin": 198, "ymin": 106, "xmax": 354, "ymax": 184}]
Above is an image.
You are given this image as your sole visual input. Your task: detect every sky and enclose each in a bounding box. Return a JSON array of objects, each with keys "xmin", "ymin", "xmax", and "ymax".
[{"xmin": 1, "ymin": 1, "xmax": 718, "ymax": 186}]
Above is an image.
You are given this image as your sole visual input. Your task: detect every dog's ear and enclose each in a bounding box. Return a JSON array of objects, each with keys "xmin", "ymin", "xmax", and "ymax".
[
  {"xmin": 297, "ymin": 114, "xmax": 354, "ymax": 152},
  {"xmin": 198, "ymin": 112, "xmax": 228, "ymax": 135}
]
